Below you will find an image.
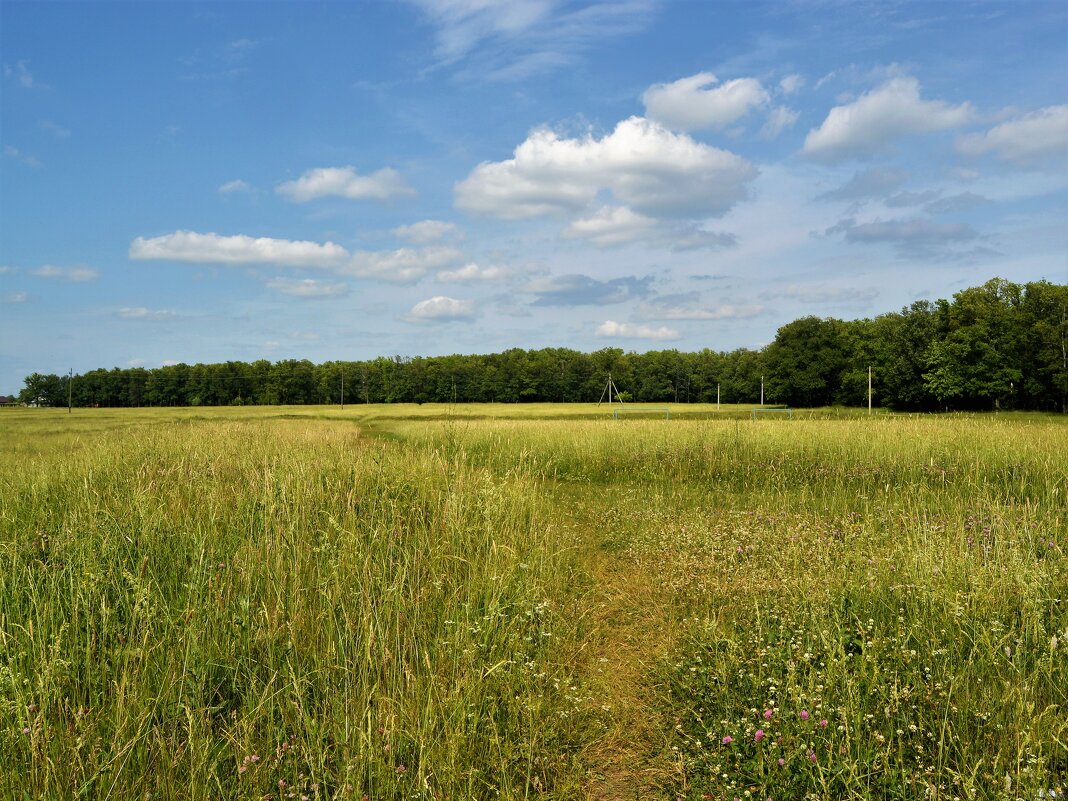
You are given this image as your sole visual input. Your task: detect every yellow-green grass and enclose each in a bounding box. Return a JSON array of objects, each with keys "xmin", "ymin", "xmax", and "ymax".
[{"xmin": 1, "ymin": 405, "xmax": 1065, "ymax": 799}]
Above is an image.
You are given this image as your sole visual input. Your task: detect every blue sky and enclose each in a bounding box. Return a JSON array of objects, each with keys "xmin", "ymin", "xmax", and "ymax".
[{"xmin": 2, "ymin": 0, "xmax": 1066, "ymax": 394}]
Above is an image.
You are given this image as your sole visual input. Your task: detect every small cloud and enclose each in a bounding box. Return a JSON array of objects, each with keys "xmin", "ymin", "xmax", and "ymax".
[
  {"xmin": 803, "ymin": 77, "xmax": 973, "ymax": 162},
  {"xmin": 525, "ymin": 274, "xmax": 653, "ymax": 306},
  {"xmin": 127, "ymin": 358, "xmax": 147, "ymax": 367},
  {"xmin": 956, "ymin": 105, "xmax": 1068, "ymax": 167},
  {"xmin": 778, "ymin": 284, "xmax": 879, "ymax": 308},
  {"xmin": 595, "ymin": 320, "xmax": 680, "ymax": 341},
  {"xmin": 779, "ymin": 74, "xmax": 804, "ymax": 95},
  {"xmin": 130, "ymin": 230, "xmax": 348, "ymax": 268},
  {"xmin": 392, "ymin": 219, "xmax": 460, "ymax": 243},
  {"xmin": 38, "ymin": 119, "xmax": 71, "ymax": 139},
  {"xmin": 643, "ymin": 72, "xmax": 770, "ymax": 132},
  {"xmin": 759, "ymin": 106, "xmax": 799, "ymax": 140},
  {"xmin": 3, "ymin": 145, "xmax": 42, "ymax": 168},
  {"xmin": 161, "ymin": 360, "xmax": 180, "ymax": 367},
  {"xmin": 562, "ymin": 205, "xmax": 658, "ymax": 247},
  {"xmin": 885, "ymin": 189, "xmax": 941, "ymax": 208},
  {"xmin": 218, "ymin": 179, "xmax": 253, "ymax": 194},
  {"xmin": 32, "ymin": 264, "xmax": 98, "ymax": 282},
  {"xmin": 1, "ymin": 291, "xmax": 27, "ymax": 303},
  {"xmin": 817, "ymin": 168, "xmax": 911, "ymax": 202},
  {"xmin": 825, "ymin": 217, "xmax": 979, "ymax": 258},
  {"xmin": 3, "ymin": 60, "xmax": 37, "ymax": 88},
  {"xmin": 924, "ymin": 192, "xmax": 989, "ymax": 214},
  {"xmin": 116, "ymin": 307, "xmax": 178, "ymax": 320},
  {"xmin": 437, "ymin": 262, "xmax": 511, "ymax": 282},
  {"xmin": 640, "ymin": 294, "xmax": 763, "ymax": 320},
  {"xmin": 407, "ymin": 295, "xmax": 476, "ymax": 321},
  {"xmin": 277, "ymin": 166, "xmax": 416, "ymax": 202},
  {"xmin": 265, "ymin": 278, "xmax": 350, "ymax": 298}
]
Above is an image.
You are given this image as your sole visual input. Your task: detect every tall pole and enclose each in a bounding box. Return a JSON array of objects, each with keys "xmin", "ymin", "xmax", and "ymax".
[
  {"xmin": 717, "ymin": 383, "xmax": 720, "ymax": 410},
  {"xmin": 867, "ymin": 365, "xmax": 872, "ymax": 415},
  {"xmin": 760, "ymin": 375, "xmax": 764, "ymax": 406},
  {"xmin": 68, "ymin": 368, "xmax": 72, "ymax": 414}
]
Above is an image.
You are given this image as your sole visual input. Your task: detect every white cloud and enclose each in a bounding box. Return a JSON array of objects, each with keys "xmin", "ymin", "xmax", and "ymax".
[
  {"xmin": 344, "ymin": 246, "xmax": 461, "ymax": 283},
  {"xmin": 780, "ymin": 74, "xmax": 804, "ymax": 95},
  {"xmin": 161, "ymin": 360, "xmax": 180, "ymax": 367},
  {"xmin": 277, "ymin": 166, "xmax": 416, "ymax": 202},
  {"xmin": 129, "ymin": 230, "xmax": 458, "ymax": 283},
  {"xmin": 642, "ymin": 72, "xmax": 770, "ymax": 131},
  {"xmin": 640, "ymin": 300, "xmax": 764, "ymax": 321},
  {"xmin": 116, "ymin": 307, "xmax": 177, "ymax": 320},
  {"xmin": 562, "ymin": 205, "xmax": 658, "ymax": 246},
  {"xmin": 779, "ymin": 284, "xmax": 880, "ymax": 307},
  {"xmin": 1, "ymin": 291, "xmax": 27, "ymax": 303},
  {"xmin": 803, "ymin": 77, "xmax": 974, "ymax": 162},
  {"xmin": 3, "ymin": 145, "xmax": 42, "ymax": 168},
  {"xmin": 407, "ymin": 295, "xmax": 476, "ymax": 321},
  {"xmin": 759, "ymin": 106, "xmax": 799, "ymax": 140},
  {"xmin": 265, "ymin": 278, "xmax": 350, "ymax": 298},
  {"xmin": 32, "ymin": 264, "xmax": 98, "ymax": 282},
  {"xmin": 391, "ymin": 219, "xmax": 460, "ymax": 243},
  {"xmin": 3, "ymin": 60, "xmax": 36, "ymax": 88},
  {"xmin": 130, "ymin": 231, "xmax": 348, "ymax": 267},
  {"xmin": 218, "ymin": 179, "xmax": 253, "ymax": 194},
  {"xmin": 956, "ymin": 105, "xmax": 1068, "ymax": 166},
  {"xmin": 437, "ymin": 262, "xmax": 511, "ymax": 282},
  {"xmin": 455, "ymin": 115, "xmax": 757, "ymax": 219},
  {"xmin": 594, "ymin": 320, "xmax": 680, "ymax": 341}
]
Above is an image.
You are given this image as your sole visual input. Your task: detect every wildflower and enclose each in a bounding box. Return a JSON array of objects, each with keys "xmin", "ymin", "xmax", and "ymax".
[
  {"xmin": 819, "ymin": 719, "xmax": 828, "ymax": 728},
  {"xmin": 754, "ymin": 729, "xmax": 765, "ymax": 742},
  {"xmin": 764, "ymin": 708, "xmax": 774, "ymax": 720},
  {"xmin": 722, "ymin": 735, "xmax": 733, "ymax": 744},
  {"xmin": 807, "ymin": 749, "xmax": 817, "ymax": 763},
  {"xmin": 777, "ymin": 758, "xmax": 785, "ymax": 767},
  {"xmin": 22, "ymin": 727, "xmax": 30, "ymax": 734},
  {"xmin": 800, "ymin": 710, "xmax": 810, "ymax": 721}
]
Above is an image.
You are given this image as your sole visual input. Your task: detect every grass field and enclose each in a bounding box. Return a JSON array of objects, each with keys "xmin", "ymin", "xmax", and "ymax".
[{"xmin": 1, "ymin": 404, "xmax": 1065, "ymax": 800}]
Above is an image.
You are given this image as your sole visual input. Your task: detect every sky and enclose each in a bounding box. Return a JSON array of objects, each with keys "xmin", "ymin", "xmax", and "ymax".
[{"xmin": 1, "ymin": 0, "xmax": 1066, "ymax": 394}]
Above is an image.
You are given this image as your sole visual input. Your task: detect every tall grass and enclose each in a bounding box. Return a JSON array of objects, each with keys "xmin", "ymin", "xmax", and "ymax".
[{"xmin": 1, "ymin": 417, "xmax": 590, "ymax": 799}]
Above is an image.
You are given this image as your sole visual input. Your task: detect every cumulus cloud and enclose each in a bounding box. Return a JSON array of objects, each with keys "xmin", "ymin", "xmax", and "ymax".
[
  {"xmin": 130, "ymin": 230, "xmax": 460, "ymax": 282},
  {"xmin": 277, "ymin": 166, "xmax": 416, "ymax": 202},
  {"xmin": 594, "ymin": 320, "xmax": 680, "ymax": 341},
  {"xmin": 407, "ymin": 295, "xmax": 476, "ymax": 321},
  {"xmin": 456, "ymin": 116, "xmax": 757, "ymax": 219},
  {"xmin": 218, "ymin": 179, "xmax": 253, "ymax": 194},
  {"xmin": 32, "ymin": 264, "xmax": 98, "ymax": 282},
  {"xmin": 562, "ymin": 205, "xmax": 658, "ymax": 246},
  {"xmin": 956, "ymin": 105, "xmax": 1068, "ymax": 166},
  {"xmin": 803, "ymin": 77, "xmax": 974, "ymax": 162},
  {"xmin": 391, "ymin": 219, "xmax": 460, "ymax": 243},
  {"xmin": 525, "ymin": 273, "xmax": 653, "ymax": 306},
  {"xmin": 116, "ymin": 307, "xmax": 178, "ymax": 320},
  {"xmin": 437, "ymin": 262, "xmax": 511, "ymax": 282},
  {"xmin": 642, "ymin": 72, "xmax": 769, "ymax": 131},
  {"xmin": 130, "ymin": 231, "xmax": 348, "ymax": 268},
  {"xmin": 265, "ymin": 278, "xmax": 350, "ymax": 298}
]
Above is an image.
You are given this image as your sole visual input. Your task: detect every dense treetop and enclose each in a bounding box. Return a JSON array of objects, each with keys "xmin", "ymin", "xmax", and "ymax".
[{"xmin": 18, "ymin": 278, "xmax": 1067, "ymax": 412}]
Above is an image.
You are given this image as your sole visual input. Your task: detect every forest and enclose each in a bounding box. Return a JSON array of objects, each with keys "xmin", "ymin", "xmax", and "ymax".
[{"xmin": 15, "ymin": 277, "xmax": 1068, "ymax": 412}]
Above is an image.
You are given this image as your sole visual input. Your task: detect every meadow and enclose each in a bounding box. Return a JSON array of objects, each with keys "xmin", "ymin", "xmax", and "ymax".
[{"xmin": 1, "ymin": 404, "xmax": 1065, "ymax": 800}]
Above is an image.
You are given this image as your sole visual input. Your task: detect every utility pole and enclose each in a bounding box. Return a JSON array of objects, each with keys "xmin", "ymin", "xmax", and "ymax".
[
  {"xmin": 760, "ymin": 375, "xmax": 764, "ymax": 406},
  {"xmin": 717, "ymin": 383, "xmax": 720, "ymax": 410},
  {"xmin": 68, "ymin": 368, "xmax": 73, "ymax": 413}
]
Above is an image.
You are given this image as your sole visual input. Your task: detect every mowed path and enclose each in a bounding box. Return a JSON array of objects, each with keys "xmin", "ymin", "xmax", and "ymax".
[{"xmin": 551, "ymin": 485, "xmax": 682, "ymax": 800}]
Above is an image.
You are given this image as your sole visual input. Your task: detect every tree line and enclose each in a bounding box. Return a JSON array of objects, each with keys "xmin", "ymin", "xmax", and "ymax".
[{"xmin": 17, "ymin": 278, "xmax": 1068, "ymax": 412}]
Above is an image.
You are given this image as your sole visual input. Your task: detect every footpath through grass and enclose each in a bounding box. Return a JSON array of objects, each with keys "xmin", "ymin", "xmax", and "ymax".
[{"xmin": 1, "ymin": 405, "xmax": 1066, "ymax": 800}]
